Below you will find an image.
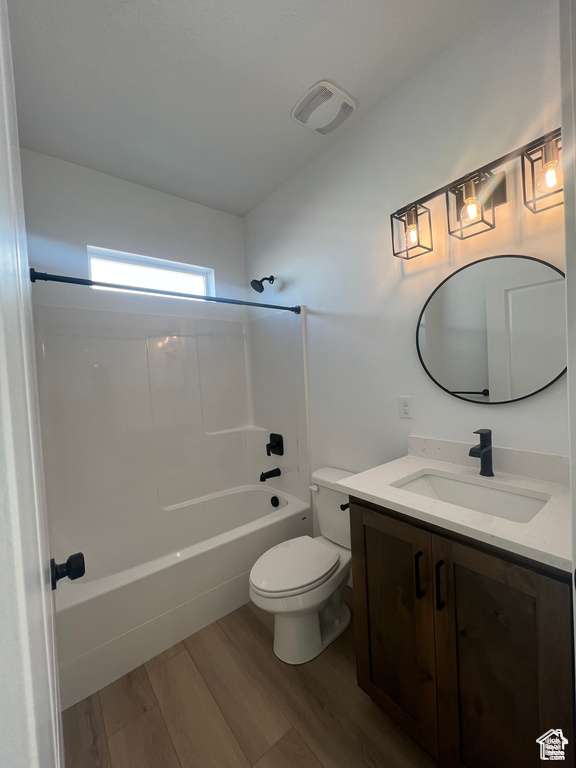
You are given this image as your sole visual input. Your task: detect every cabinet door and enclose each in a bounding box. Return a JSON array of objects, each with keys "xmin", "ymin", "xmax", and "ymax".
[
  {"xmin": 433, "ymin": 536, "xmax": 575, "ymax": 768},
  {"xmin": 350, "ymin": 504, "xmax": 438, "ymax": 758}
]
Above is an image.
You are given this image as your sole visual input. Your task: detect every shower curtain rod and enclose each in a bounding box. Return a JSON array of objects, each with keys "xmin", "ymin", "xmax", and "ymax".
[{"xmin": 29, "ymin": 269, "xmax": 302, "ymax": 314}]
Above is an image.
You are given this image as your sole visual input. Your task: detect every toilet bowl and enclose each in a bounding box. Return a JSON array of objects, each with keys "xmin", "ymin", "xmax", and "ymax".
[{"xmin": 249, "ymin": 467, "xmax": 354, "ymax": 664}]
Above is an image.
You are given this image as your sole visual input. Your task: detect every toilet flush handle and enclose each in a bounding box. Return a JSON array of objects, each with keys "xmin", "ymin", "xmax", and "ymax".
[{"xmin": 309, "ymin": 484, "xmax": 319, "ymax": 492}]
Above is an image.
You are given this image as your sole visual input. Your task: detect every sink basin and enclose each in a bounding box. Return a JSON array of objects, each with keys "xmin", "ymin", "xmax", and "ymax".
[{"xmin": 391, "ymin": 469, "xmax": 550, "ymax": 523}]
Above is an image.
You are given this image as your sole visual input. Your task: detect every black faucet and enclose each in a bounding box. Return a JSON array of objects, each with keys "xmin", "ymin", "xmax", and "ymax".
[
  {"xmin": 260, "ymin": 468, "xmax": 281, "ymax": 482},
  {"xmin": 469, "ymin": 429, "xmax": 494, "ymax": 477}
]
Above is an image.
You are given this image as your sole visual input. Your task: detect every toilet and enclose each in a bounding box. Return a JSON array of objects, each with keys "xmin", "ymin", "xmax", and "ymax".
[{"xmin": 249, "ymin": 467, "xmax": 354, "ymax": 664}]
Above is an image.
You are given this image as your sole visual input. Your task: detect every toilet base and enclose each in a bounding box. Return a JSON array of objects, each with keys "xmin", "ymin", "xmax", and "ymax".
[{"xmin": 272, "ymin": 588, "xmax": 351, "ymax": 665}]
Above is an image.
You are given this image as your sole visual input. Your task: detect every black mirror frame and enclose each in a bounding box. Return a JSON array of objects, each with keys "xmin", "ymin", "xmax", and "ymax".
[{"xmin": 415, "ymin": 254, "xmax": 567, "ymax": 405}]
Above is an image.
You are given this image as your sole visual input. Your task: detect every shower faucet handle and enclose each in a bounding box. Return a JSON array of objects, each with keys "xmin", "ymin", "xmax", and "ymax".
[{"xmin": 266, "ymin": 433, "xmax": 284, "ymax": 456}]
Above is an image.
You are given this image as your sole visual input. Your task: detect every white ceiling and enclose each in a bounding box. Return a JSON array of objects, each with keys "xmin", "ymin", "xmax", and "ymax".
[{"xmin": 9, "ymin": 0, "xmax": 501, "ymax": 216}]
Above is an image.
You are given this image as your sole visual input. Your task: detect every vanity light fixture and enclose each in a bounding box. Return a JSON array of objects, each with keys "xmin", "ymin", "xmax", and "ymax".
[
  {"xmin": 521, "ymin": 130, "xmax": 563, "ymax": 214},
  {"xmin": 391, "ymin": 204, "xmax": 433, "ymax": 259},
  {"xmin": 446, "ymin": 171, "xmax": 497, "ymax": 240},
  {"xmin": 391, "ymin": 128, "xmax": 562, "ymax": 259}
]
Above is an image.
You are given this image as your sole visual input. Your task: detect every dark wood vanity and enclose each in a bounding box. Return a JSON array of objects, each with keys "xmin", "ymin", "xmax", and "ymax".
[{"xmin": 350, "ymin": 498, "xmax": 575, "ymax": 768}]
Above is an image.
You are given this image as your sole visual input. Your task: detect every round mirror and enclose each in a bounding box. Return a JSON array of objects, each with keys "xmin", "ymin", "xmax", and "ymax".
[{"xmin": 416, "ymin": 255, "xmax": 566, "ymax": 404}]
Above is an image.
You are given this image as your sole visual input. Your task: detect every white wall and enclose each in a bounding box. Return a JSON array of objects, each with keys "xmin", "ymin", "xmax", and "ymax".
[
  {"xmin": 245, "ymin": 0, "xmax": 567, "ymax": 474},
  {"xmin": 20, "ymin": 149, "xmax": 246, "ymax": 304}
]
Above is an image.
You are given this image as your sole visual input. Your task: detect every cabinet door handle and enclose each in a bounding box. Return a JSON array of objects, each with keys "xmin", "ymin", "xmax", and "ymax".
[
  {"xmin": 435, "ymin": 559, "xmax": 446, "ymax": 611},
  {"xmin": 414, "ymin": 551, "xmax": 425, "ymax": 600}
]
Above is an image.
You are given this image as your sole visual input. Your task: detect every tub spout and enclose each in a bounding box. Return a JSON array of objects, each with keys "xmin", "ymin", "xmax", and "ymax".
[{"xmin": 260, "ymin": 468, "xmax": 281, "ymax": 482}]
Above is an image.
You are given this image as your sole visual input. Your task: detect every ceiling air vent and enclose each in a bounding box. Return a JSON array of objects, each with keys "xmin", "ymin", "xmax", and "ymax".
[{"xmin": 291, "ymin": 80, "xmax": 357, "ymax": 135}]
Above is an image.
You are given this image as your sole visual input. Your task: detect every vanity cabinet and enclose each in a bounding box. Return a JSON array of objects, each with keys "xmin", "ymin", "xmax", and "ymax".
[
  {"xmin": 350, "ymin": 501, "xmax": 575, "ymax": 768},
  {"xmin": 350, "ymin": 507, "xmax": 439, "ymax": 754}
]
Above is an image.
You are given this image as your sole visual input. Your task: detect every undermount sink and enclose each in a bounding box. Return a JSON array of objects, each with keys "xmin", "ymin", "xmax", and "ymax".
[{"xmin": 391, "ymin": 469, "xmax": 550, "ymax": 523}]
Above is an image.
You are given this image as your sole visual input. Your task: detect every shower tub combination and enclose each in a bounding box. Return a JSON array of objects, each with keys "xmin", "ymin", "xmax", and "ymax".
[
  {"xmin": 56, "ymin": 485, "xmax": 310, "ymax": 709},
  {"xmin": 35, "ymin": 300, "xmax": 310, "ymax": 708}
]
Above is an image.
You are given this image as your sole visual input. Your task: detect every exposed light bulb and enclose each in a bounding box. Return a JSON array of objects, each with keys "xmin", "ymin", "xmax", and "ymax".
[
  {"xmin": 460, "ymin": 180, "xmax": 481, "ymax": 223},
  {"xmin": 465, "ymin": 201, "xmax": 480, "ymax": 220},
  {"xmin": 544, "ymin": 168, "xmax": 558, "ymax": 189},
  {"xmin": 405, "ymin": 208, "xmax": 418, "ymax": 247},
  {"xmin": 536, "ymin": 140, "xmax": 562, "ymax": 194}
]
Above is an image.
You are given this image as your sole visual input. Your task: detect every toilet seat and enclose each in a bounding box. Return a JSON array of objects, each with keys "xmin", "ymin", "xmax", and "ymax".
[{"xmin": 250, "ymin": 536, "xmax": 340, "ymax": 598}]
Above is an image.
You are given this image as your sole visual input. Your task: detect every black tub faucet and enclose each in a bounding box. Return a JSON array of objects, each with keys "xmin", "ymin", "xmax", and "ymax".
[
  {"xmin": 469, "ymin": 429, "xmax": 494, "ymax": 477},
  {"xmin": 260, "ymin": 468, "xmax": 281, "ymax": 482}
]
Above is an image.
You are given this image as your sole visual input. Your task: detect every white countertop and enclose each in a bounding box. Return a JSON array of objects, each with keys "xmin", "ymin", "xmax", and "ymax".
[{"xmin": 337, "ymin": 455, "xmax": 572, "ymax": 573}]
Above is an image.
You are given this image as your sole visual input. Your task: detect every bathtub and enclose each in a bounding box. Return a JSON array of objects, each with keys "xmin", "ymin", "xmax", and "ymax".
[{"xmin": 55, "ymin": 485, "xmax": 311, "ymax": 709}]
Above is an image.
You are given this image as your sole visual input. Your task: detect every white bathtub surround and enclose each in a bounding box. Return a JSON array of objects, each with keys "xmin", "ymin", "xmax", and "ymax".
[
  {"xmin": 337, "ymin": 456, "xmax": 570, "ymax": 573},
  {"xmin": 34, "ymin": 300, "xmax": 308, "ymax": 569},
  {"xmin": 56, "ymin": 486, "xmax": 310, "ymax": 708},
  {"xmin": 34, "ymin": 287, "xmax": 311, "ymax": 709},
  {"xmin": 407, "ymin": 435, "xmax": 570, "ymax": 485},
  {"xmin": 248, "ymin": 308, "xmax": 310, "ymax": 503}
]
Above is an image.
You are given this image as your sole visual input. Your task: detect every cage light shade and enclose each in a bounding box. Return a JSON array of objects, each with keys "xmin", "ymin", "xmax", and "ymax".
[
  {"xmin": 391, "ymin": 204, "xmax": 433, "ymax": 259},
  {"xmin": 446, "ymin": 171, "xmax": 496, "ymax": 240},
  {"xmin": 522, "ymin": 137, "xmax": 563, "ymax": 214}
]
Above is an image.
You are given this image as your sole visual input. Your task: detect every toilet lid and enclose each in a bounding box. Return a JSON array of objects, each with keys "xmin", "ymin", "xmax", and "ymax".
[{"xmin": 250, "ymin": 536, "xmax": 340, "ymax": 594}]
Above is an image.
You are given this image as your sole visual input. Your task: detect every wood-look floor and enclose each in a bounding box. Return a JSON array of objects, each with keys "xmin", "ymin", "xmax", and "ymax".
[{"xmin": 63, "ymin": 589, "xmax": 440, "ymax": 768}]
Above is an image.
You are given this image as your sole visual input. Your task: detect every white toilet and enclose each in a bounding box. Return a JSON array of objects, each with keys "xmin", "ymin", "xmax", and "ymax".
[{"xmin": 249, "ymin": 467, "xmax": 354, "ymax": 664}]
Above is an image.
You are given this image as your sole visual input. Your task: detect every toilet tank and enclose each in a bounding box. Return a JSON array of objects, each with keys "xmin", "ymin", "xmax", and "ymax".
[{"xmin": 311, "ymin": 467, "xmax": 355, "ymax": 549}]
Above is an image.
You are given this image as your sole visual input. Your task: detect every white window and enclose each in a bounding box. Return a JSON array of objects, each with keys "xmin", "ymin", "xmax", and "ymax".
[{"xmin": 88, "ymin": 246, "xmax": 215, "ymax": 298}]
